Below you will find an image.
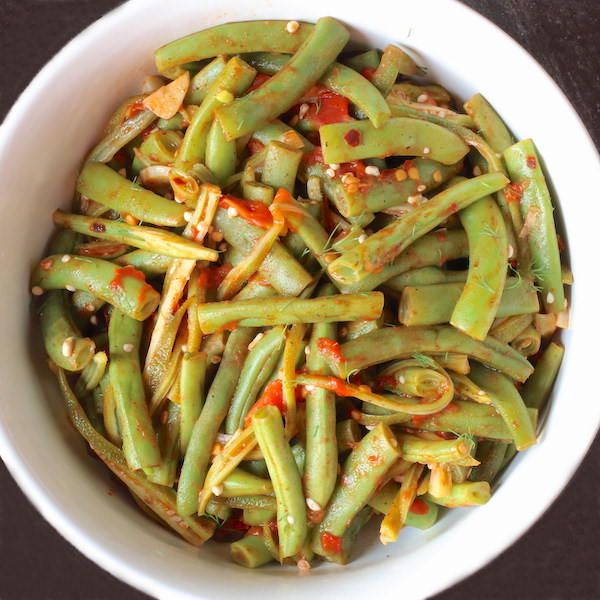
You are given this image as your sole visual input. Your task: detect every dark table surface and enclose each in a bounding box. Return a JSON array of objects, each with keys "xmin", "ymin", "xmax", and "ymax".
[{"xmin": 1, "ymin": 1, "xmax": 599, "ymax": 598}]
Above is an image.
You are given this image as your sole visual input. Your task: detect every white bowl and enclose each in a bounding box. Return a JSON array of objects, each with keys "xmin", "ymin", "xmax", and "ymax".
[{"xmin": 1, "ymin": 1, "xmax": 599, "ymax": 598}]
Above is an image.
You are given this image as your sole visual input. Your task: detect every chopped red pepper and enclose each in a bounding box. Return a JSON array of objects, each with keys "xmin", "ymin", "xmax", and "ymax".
[
  {"xmin": 125, "ymin": 98, "xmax": 145, "ymax": 120},
  {"xmin": 321, "ymin": 531, "xmax": 343, "ymax": 554},
  {"xmin": 504, "ymin": 182, "xmax": 525, "ymax": 204},
  {"xmin": 109, "ymin": 265, "xmax": 147, "ymax": 289},
  {"xmin": 244, "ymin": 380, "xmax": 286, "ymax": 426},
  {"xmin": 409, "ymin": 498, "xmax": 429, "ymax": 515},
  {"xmin": 526, "ymin": 155, "xmax": 537, "ymax": 169},
  {"xmin": 316, "ymin": 338, "xmax": 344, "ymax": 363},
  {"xmin": 344, "ymin": 129, "xmax": 362, "ymax": 147},
  {"xmin": 198, "ymin": 264, "xmax": 232, "ymax": 289},
  {"xmin": 303, "ymin": 90, "xmax": 353, "ymax": 127}
]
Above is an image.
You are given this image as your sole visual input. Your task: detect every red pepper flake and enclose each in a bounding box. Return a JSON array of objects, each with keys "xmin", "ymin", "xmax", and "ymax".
[
  {"xmin": 109, "ymin": 265, "xmax": 147, "ymax": 289},
  {"xmin": 219, "ymin": 195, "xmax": 273, "ymax": 229},
  {"xmin": 90, "ymin": 222, "xmax": 106, "ymax": 233},
  {"xmin": 526, "ymin": 155, "xmax": 537, "ymax": 169},
  {"xmin": 409, "ymin": 498, "xmax": 429, "ymax": 515},
  {"xmin": 316, "ymin": 338, "xmax": 344, "ymax": 363},
  {"xmin": 361, "ymin": 67, "xmax": 375, "ymax": 81},
  {"xmin": 320, "ymin": 531, "xmax": 343, "ymax": 554},
  {"xmin": 344, "ymin": 129, "xmax": 361, "ymax": 147},
  {"xmin": 125, "ymin": 99, "xmax": 145, "ymax": 120},
  {"xmin": 504, "ymin": 182, "xmax": 524, "ymax": 204}
]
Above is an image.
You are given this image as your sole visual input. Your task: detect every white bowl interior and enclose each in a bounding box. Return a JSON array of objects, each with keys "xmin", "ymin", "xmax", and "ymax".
[{"xmin": 1, "ymin": 1, "xmax": 599, "ymax": 599}]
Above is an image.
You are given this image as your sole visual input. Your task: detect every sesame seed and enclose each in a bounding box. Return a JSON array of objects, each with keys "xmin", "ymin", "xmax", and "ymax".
[
  {"xmin": 211, "ymin": 230, "xmax": 224, "ymax": 242},
  {"xmin": 85, "ymin": 303, "xmax": 95, "ymax": 312},
  {"xmin": 31, "ymin": 286, "xmax": 44, "ymax": 296},
  {"xmin": 306, "ymin": 498, "xmax": 321, "ymax": 512},
  {"xmin": 181, "ymin": 345, "xmax": 188, "ymax": 353},
  {"xmin": 211, "ymin": 484, "xmax": 223, "ymax": 496},
  {"xmin": 216, "ymin": 90, "xmax": 234, "ymax": 104},
  {"xmin": 365, "ymin": 425, "xmax": 375, "ymax": 431},
  {"xmin": 61, "ymin": 337, "xmax": 75, "ymax": 358},
  {"xmin": 407, "ymin": 195, "xmax": 421, "ymax": 206},
  {"xmin": 90, "ymin": 315, "xmax": 98, "ymax": 326},
  {"xmin": 329, "ymin": 163, "xmax": 340, "ymax": 171},
  {"xmin": 183, "ymin": 211, "xmax": 193, "ymax": 222},
  {"xmin": 546, "ymin": 291, "xmax": 555, "ymax": 304},
  {"xmin": 227, "ymin": 207, "xmax": 238, "ymax": 218},
  {"xmin": 473, "ymin": 165, "xmax": 483, "ymax": 176},
  {"xmin": 358, "ymin": 234, "xmax": 367, "ymax": 244},
  {"xmin": 61, "ymin": 254, "xmax": 71, "ymax": 263},
  {"xmin": 326, "ymin": 168, "xmax": 336, "ymax": 178},
  {"xmin": 365, "ymin": 165, "xmax": 380, "ymax": 177},
  {"xmin": 507, "ymin": 244, "xmax": 514, "ymax": 258},
  {"xmin": 304, "ymin": 384, "xmax": 316, "ymax": 392},
  {"xmin": 286, "ymin": 20, "xmax": 300, "ymax": 33},
  {"xmin": 304, "ymin": 346, "xmax": 311, "ymax": 355},
  {"xmin": 422, "ymin": 147, "xmax": 431, "ymax": 155},
  {"xmin": 123, "ymin": 343, "xmax": 135, "ymax": 353},
  {"xmin": 286, "ymin": 515, "xmax": 295, "ymax": 525},
  {"xmin": 297, "ymin": 559, "xmax": 311, "ymax": 572},
  {"xmin": 417, "ymin": 93, "xmax": 430, "ymax": 103},
  {"xmin": 395, "ymin": 169, "xmax": 408, "ymax": 182},
  {"xmin": 65, "ymin": 285, "xmax": 76, "ymax": 292},
  {"xmin": 124, "ymin": 214, "xmax": 138, "ymax": 226},
  {"xmin": 408, "ymin": 167, "xmax": 420, "ymax": 180},
  {"xmin": 398, "ymin": 375, "xmax": 406, "ymax": 385},
  {"xmin": 417, "ymin": 184, "xmax": 427, "ymax": 192},
  {"xmin": 248, "ymin": 332, "xmax": 264, "ymax": 350},
  {"xmin": 478, "ymin": 390, "xmax": 486, "ymax": 396},
  {"xmin": 298, "ymin": 103, "xmax": 310, "ymax": 118},
  {"xmin": 341, "ymin": 173, "xmax": 353, "ymax": 184},
  {"xmin": 211, "ymin": 355, "xmax": 222, "ymax": 364},
  {"xmin": 432, "ymin": 170, "xmax": 443, "ymax": 183}
]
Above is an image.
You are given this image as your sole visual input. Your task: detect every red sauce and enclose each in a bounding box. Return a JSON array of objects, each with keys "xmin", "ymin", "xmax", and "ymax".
[
  {"xmin": 361, "ymin": 67, "xmax": 375, "ymax": 81},
  {"xmin": 244, "ymin": 380, "xmax": 286, "ymax": 426},
  {"xmin": 375, "ymin": 374, "xmax": 397, "ymax": 390},
  {"xmin": 302, "ymin": 146, "xmax": 324, "ymax": 167},
  {"xmin": 344, "ymin": 129, "xmax": 362, "ymax": 147},
  {"xmin": 338, "ymin": 160, "xmax": 367, "ymax": 178},
  {"xmin": 214, "ymin": 513, "xmax": 250, "ymax": 543},
  {"xmin": 504, "ymin": 182, "xmax": 524, "ymax": 204},
  {"xmin": 303, "ymin": 90, "xmax": 352, "ymax": 127},
  {"xmin": 409, "ymin": 498, "xmax": 429, "ymax": 515},
  {"xmin": 316, "ymin": 338, "xmax": 344, "ymax": 363},
  {"xmin": 247, "ymin": 138, "xmax": 265, "ymax": 155},
  {"xmin": 125, "ymin": 98, "xmax": 145, "ymax": 119},
  {"xmin": 526, "ymin": 155, "xmax": 537, "ymax": 169},
  {"xmin": 410, "ymin": 414, "xmax": 428, "ymax": 427},
  {"xmin": 219, "ymin": 195, "xmax": 273, "ymax": 229},
  {"xmin": 305, "ymin": 375, "xmax": 356, "ymax": 398},
  {"xmin": 247, "ymin": 73, "xmax": 270, "ymax": 93},
  {"xmin": 109, "ymin": 265, "xmax": 147, "ymax": 289},
  {"xmin": 320, "ymin": 531, "xmax": 343, "ymax": 554},
  {"xmin": 199, "ymin": 264, "xmax": 232, "ymax": 289}
]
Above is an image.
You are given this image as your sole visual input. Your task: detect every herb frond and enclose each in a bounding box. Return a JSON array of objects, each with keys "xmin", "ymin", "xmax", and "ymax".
[{"xmin": 411, "ymin": 352, "xmax": 437, "ymax": 369}]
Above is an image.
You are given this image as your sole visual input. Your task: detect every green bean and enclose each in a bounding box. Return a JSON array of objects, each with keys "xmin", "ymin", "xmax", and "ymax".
[
  {"xmin": 310, "ymin": 158, "xmax": 461, "ymax": 218},
  {"xmin": 390, "ymin": 83, "xmax": 452, "ymax": 105},
  {"xmin": 75, "ymin": 351, "xmax": 108, "ymax": 397},
  {"xmin": 469, "ymin": 441, "xmax": 508, "ymax": 483},
  {"xmin": 511, "ymin": 325, "xmax": 541, "ymax": 357},
  {"xmin": 329, "ymin": 507, "xmax": 373, "ymax": 565},
  {"xmin": 131, "ymin": 130, "xmax": 182, "ymax": 173},
  {"xmin": 197, "ymin": 292, "xmax": 384, "ymax": 334},
  {"xmin": 155, "ymin": 21, "xmax": 314, "ymax": 75},
  {"xmin": 336, "ymin": 419, "xmax": 361, "ymax": 454},
  {"xmin": 72, "ymin": 289, "xmax": 105, "ymax": 316},
  {"xmin": 176, "ymin": 57, "xmax": 256, "ymax": 169},
  {"xmin": 31, "ymin": 255, "xmax": 160, "ymax": 321},
  {"xmin": 369, "ymin": 483, "xmax": 439, "ymax": 529},
  {"xmin": 115, "ymin": 250, "xmax": 172, "ymax": 277},
  {"xmin": 469, "ymin": 362, "xmax": 536, "ymax": 450},
  {"xmin": 215, "ymin": 18, "xmax": 350, "ymax": 140},
  {"xmin": 327, "ymin": 173, "xmax": 509, "ymax": 286},
  {"xmin": 313, "ymin": 423, "xmax": 400, "ymax": 558},
  {"xmin": 251, "ymin": 119, "xmax": 314, "ymax": 151},
  {"xmin": 179, "ymin": 351, "xmax": 207, "ymax": 454},
  {"xmin": 345, "ymin": 49, "xmax": 380, "ymax": 72},
  {"xmin": 425, "ymin": 481, "xmax": 491, "ymax": 508},
  {"xmin": 320, "ymin": 117, "xmax": 469, "ymax": 165},
  {"xmin": 108, "ymin": 309, "xmax": 160, "ymax": 470},
  {"xmin": 89, "ymin": 110, "xmax": 157, "ymax": 163},
  {"xmin": 177, "ymin": 328, "xmax": 256, "ymax": 516},
  {"xmin": 522, "ymin": 342, "xmax": 564, "ymax": 411},
  {"xmin": 385, "ymin": 266, "xmax": 468, "ymax": 292},
  {"xmin": 399, "ymin": 278, "xmax": 539, "ymax": 327},
  {"xmin": 371, "ymin": 45, "xmax": 417, "ymax": 96},
  {"xmin": 77, "ymin": 162, "xmax": 187, "ymax": 227},
  {"xmin": 261, "ymin": 141, "xmax": 303, "ymax": 193},
  {"xmin": 304, "ymin": 290, "xmax": 338, "ymax": 510},
  {"xmin": 242, "ymin": 507, "xmax": 277, "ymax": 526},
  {"xmin": 464, "ymin": 93, "xmax": 515, "ymax": 154},
  {"xmin": 57, "ymin": 369, "xmax": 215, "ymax": 545},
  {"xmin": 221, "ymin": 468, "xmax": 274, "ymax": 497},
  {"xmin": 53, "ymin": 211, "xmax": 218, "ymax": 261},
  {"xmin": 253, "ymin": 405, "xmax": 308, "ymax": 558},
  {"xmin": 231, "ymin": 535, "xmax": 274, "ymax": 568},
  {"xmin": 490, "ymin": 314, "xmax": 533, "ymax": 343},
  {"xmin": 344, "ymin": 318, "xmax": 382, "ymax": 340},
  {"xmin": 145, "ymin": 401, "xmax": 180, "ymax": 486},
  {"xmin": 504, "ymin": 139, "xmax": 565, "ymax": 312},
  {"xmin": 450, "ymin": 195, "xmax": 508, "ymax": 339},
  {"xmin": 214, "ymin": 208, "xmax": 312, "ymax": 296},
  {"xmin": 210, "ymin": 495, "xmax": 276, "ymax": 511},
  {"xmin": 327, "ymin": 325, "xmax": 533, "ymax": 382},
  {"xmin": 225, "ymin": 327, "xmax": 286, "ymax": 433},
  {"xmin": 205, "ymin": 119, "xmax": 237, "ymax": 185},
  {"xmin": 157, "ymin": 113, "xmax": 185, "ymax": 131},
  {"xmin": 186, "ymin": 56, "xmax": 227, "ymax": 104},
  {"xmin": 396, "ymin": 434, "xmax": 477, "ymax": 466},
  {"xmin": 100, "ymin": 380, "xmax": 121, "ymax": 446}
]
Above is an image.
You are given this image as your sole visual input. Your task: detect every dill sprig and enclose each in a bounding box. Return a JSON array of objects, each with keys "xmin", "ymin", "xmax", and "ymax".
[{"xmin": 411, "ymin": 352, "xmax": 437, "ymax": 369}]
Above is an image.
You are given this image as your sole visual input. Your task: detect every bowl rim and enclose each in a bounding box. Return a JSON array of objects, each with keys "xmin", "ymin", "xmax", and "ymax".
[{"xmin": 1, "ymin": 1, "xmax": 599, "ymax": 599}]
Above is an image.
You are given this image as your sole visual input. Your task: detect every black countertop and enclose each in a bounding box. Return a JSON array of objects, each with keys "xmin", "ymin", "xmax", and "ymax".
[{"xmin": 1, "ymin": 1, "xmax": 599, "ymax": 598}]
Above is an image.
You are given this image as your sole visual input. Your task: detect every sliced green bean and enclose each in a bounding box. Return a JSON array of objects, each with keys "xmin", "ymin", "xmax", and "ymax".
[
  {"xmin": 490, "ymin": 314, "xmax": 533, "ymax": 343},
  {"xmin": 464, "ymin": 93, "xmax": 515, "ymax": 154},
  {"xmin": 371, "ymin": 44, "xmax": 417, "ymax": 95},
  {"xmin": 385, "ymin": 266, "xmax": 468, "ymax": 292},
  {"xmin": 336, "ymin": 419, "xmax": 361, "ymax": 454},
  {"xmin": 320, "ymin": 117, "xmax": 469, "ymax": 165},
  {"xmin": 180, "ymin": 351, "xmax": 207, "ymax": 454},
  {"xmin": 186, "ymin": 56, "xmax": 227, "ymax": 104},
  {"xmin": 345, "ymin": 49, "xmax": 380, "ymax": 72},
  {"xmin": 145, "ymin": 401, "xmax": 180, "ymax": 486},
  {"xmin": 425, "ymin": 481, "xmax": 491, "ymax": 507},
  {"xmin": 511, "ymin": 325, "xmax": 541, "ymax": 357},
  {"xmin": 115, "ymin": 250, "xmax": 172, "ymax": 277},
  {"xmin": 397, "ymin": 433, "xmax": 476, "ymax": 465},
  {"xmin": 390, "ymin": 83, "xmax": 452, "ymax": 105},
  {"xmin": 253, "ymin": 405, "xmax": 308, "ymax": 558},
  {"xmin": 231, "ymin": 535, "xmax": 274, "ymax": 568},
  {"xmin": 261, "ymin": 141, "xmax": 302, "ymax": 193},
  {"xmin": 197, "ymin": 292, "xmax": 384, "ymax": 334},
  {"xmin": 206, "ymin": 119, "xmax": 237, "ymax": 185},
  {"xmin": 522, "ymin": 342, "xmax": 564, "ymax": 411},
  {"xmin": 216, "ymin": 18, "xmax": 350, "ymax": 140},
  {"xmin": 469, "ymin": 441, "xmax": 508, "ymax": 483},
  {"xmin": 242, "ymin": 507, "xmax": 277, "ymax": 526},
  {"xmin": 31, "ymin": 255, "xmax": 160, "ymax": 321},
  {"xmin": 222, "ymin": 468, "xmax": 274, "ymax": 497}
]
